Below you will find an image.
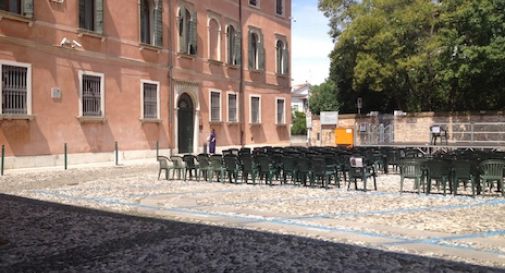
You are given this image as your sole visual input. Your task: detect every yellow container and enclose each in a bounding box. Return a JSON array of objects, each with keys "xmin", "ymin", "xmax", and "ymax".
[{"xmin": 335, "ymin": 128, "xmax": 354, "ymax": 145}]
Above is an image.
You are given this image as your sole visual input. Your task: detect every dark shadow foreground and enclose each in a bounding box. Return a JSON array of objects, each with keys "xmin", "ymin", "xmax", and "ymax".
[{"xmin": 0, "ymin": 194, "xmax": 503, "ymax": 273}]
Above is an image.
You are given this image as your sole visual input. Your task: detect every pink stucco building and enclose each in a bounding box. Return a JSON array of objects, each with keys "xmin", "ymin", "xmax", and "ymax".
[{"xmin": 0, "ymin": 0, "xmax": 291, "ymax": 167}]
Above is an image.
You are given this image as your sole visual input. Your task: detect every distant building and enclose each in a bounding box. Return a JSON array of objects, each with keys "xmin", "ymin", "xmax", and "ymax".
[
  {"xmin": 291, "ymin": 82, "xmax": 310, "ymax": 113},
  {"xmin": 0, "ymin": 0, "xmax": 292, "ymax": 167}
]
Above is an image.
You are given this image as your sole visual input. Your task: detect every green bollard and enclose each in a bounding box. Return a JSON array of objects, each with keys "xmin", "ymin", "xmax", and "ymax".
[
  {"xmin": 64, "ymin": 143, "xmax": 68, "ymax": 170},
  {"xmin": 156, "ymin": 141, "xmax": 159, "ymax": 158},
  {"xmin": 1, "ymin": 145, "xmax": 4, "ymax": 176},
  {"xmin": 115, "ymin": 141, "xmax": 119, "ymax": 166}
]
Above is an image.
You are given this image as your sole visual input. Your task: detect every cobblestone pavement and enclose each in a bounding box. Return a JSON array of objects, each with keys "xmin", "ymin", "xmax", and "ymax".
[{"xmin": 1, "ymin": 163, "xmax": 505, "ymax": 272}]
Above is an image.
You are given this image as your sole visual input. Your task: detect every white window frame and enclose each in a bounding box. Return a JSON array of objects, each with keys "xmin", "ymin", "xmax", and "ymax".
[
  {"xmin": 275, "ymin": 97, "xmax": 286, "ymax": 125},
  {"xmin": 207, "ymin": 15, "xmax": 222, "ymax": 61},
  {"xmin": 275, "ymin": 0, "xmax": 285, "ymax": 16},
  {"xmin": 249, "ymin": 94, "xmax": 261, "ymax": 124},
  {"xmin": 209, "ymin": 89, "xmax": 222, "ymax": 122},
  {"xmin": 226, "ymin": 91, "xmax": 239, "ymax": 123},
  {"xmin": 140, "ymin": 79, "xmax": 160, "ymax": 120},
  {"xmin": 78, "ymin": 70, "xmax": 105, "ymax": 118},
  {"xmin": 249, "ymin": 0, "xmax": 260, "ymax": 8},
  {"xmin": 0, "ymin": 60, "xmax": 32, "ymax": 116}
]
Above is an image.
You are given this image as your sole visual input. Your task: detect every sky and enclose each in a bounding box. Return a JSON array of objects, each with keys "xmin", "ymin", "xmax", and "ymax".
[{"xmin": 291, "ymin": 0, "xmax": 334, "ymax": 85}]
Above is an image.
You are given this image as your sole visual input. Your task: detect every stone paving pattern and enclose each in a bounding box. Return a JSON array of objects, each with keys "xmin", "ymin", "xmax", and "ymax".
[{"xmin": 1, "ymin": 163, "xmax": 505, "ymax": 272}]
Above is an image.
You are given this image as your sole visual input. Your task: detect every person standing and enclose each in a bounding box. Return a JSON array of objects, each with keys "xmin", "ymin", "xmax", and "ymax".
[{"xmin": 208, "ymin": 129, "xmax": 216, "ymax": 154}]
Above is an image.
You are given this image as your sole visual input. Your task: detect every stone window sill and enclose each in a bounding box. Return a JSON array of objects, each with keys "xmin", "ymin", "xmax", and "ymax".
[
  {"xmin": 77, "ymin": 116, "xmax": 106, "ymax": 123},
  {"xmin": 0, "ymin": 12, "xmax": 33, "ymax": 26},
  {"xmin": 208, "ymin": 59, "xmax": 223, "ymax": 65},
  {"xmin": 78, "ymin": 29, "xmax": 105, "ymax": 41},
  {"xmin": 140, "ymin": 43, "xmax": 161, "ymax": 53},
  {"xmin": 178, "ymin": 53, "xmax": 196, "ymax": 60},
  {"xmin": 140, "ymin": 118, "xmax": 162, "ymax": 123},
  {"xmin": 0, "ymin": 114, "xmax": 34, "ymax": 120},
  {"xmin": 226, "ymin": 64, "xmax": 240, "ymax": 70}
]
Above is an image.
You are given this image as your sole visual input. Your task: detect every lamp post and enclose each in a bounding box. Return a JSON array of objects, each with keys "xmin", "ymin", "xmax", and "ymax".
[{"xmin": 357, "ymin": 97, "xmax": 362, "ymax": 115}]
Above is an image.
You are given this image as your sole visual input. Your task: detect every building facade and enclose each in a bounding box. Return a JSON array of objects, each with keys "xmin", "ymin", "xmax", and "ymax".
[{"xmin": 0, "ymin": 0, "xmax": 291, "ymax": 166}]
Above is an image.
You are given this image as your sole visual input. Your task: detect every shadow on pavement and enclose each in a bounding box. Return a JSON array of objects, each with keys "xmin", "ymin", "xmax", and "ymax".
[{"xmin": 0, "ymin": 194, "xmax": 503, "ymax": 273}]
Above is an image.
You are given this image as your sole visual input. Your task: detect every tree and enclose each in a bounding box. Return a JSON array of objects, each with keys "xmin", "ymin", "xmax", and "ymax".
[
  {"xmin": 320, "ymin": 0, "xmax": 505, "ymax": 113},
  {"xmin": 291, "ymin": 111, "xmax": 307, "ymax": 135},
  {"xmin": 308, "ymin": 80, "xmax": 340, "ymax": 115}
]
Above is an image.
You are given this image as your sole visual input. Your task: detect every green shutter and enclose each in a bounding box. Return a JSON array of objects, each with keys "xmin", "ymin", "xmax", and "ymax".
[
  {"xmin": 154, "ymin": 1, "xmax": 163, "ymax": 47},
  {"xmin": 79, "ymin": 0, "xmax": 86, "ymax": 28},
  {"xmin": 234, "ymin": 32, "xmax": 241, "ymax": 65},
  {"xmin": 248, "ymin": 31, "xmax": 254, "ymax": 69},
  {"xmin": 140, "ymin": 0, "xmax": 148, "ymax": 43},
  {"xmin": 94, "ymin": 0, "xmax": 103, "ymax": 34},
  {"xmin": 258, "ymin": 32, "xmax": 265, "ymax": 70},
  {"xmin": 189, "ymin": 11, "xmax": 197, "ymax": 55},
  {"xmin": 283, "ymin": 44, "xmax": 289, "ymax": 74},
  {"xmin": 23, "ymin": 0, "xmax": 34, "ymax": 18}
]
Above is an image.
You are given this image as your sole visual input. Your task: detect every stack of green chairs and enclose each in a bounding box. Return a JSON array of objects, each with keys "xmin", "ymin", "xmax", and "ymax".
[{"xmin": 183, "ymin": 154, "xmax": 199, "ymax": 181}]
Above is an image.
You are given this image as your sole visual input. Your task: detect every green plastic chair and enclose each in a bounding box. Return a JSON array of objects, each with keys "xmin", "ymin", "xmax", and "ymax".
[
  {"xmin": 239, "ymin": 154, "xmax": 257, "ymax": 184},
  {"xmin": 399, "ymin": 158, "xmax": 425, "ymax": 194},
  {"xmin": 310, "ymin": 156, "xmax": 333, "ymax": 188},
  {"xmin": 348, "ymin": 156, "xmax": 377, "ymax": 191},
  {"xmin": 209, "ymin": 154, "xmax": 225, "ymax": 182},
  {"xmin": 452, "ymin": 160, "xmax": 478, "ymax": 196},
  {"xmin": 183, "ymin": 154, "xmax": 199, "ymax": 181},
  {"xmin": 196, "ymin": 154, "xmax": 211, "ymax": 181},
  {"xmin": 170, "ymin": 156, "xmax": 185, "ymax": 180},
  {"xmin": 295, "ymin": 156, "xmax": 310, "ymax": 186},
  {"xmin": 281, "ymin": 155, "xmax": 297, "ymax": 184},
  {"xmin": 157, "ymin": 156, "xmax": 171, "ymax": 180},
  {"xmin": 423, "ymin": 159, "xmax": 452, "ymax": 195},
  {"xmin": 254, "ymin": 154, "xmax": 275, "ymax": 185},
  {"xmin": 223, "ymin": 154, "xmax": 240, "ymax": 183},
  {"xmin": 479, "ymin": 159, "xmax": 505, "ymax": 196}
]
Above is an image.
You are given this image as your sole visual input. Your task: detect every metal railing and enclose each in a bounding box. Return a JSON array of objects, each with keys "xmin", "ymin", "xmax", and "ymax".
[
  {"xmin": 434, "ymin": 122, "xmax": 505, "ymax": 144},
  {"xmin": 2, "ymin": 65, "xmax": 27, "ymax": 115}
]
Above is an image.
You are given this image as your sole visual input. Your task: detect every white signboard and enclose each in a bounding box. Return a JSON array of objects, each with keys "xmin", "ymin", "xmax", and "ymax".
[{"xmin": 320, "ymin": 111, "xmax": 339, "ymax": 125}]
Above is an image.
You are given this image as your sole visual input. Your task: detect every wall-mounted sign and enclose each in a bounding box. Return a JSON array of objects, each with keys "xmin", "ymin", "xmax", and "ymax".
[{"xmin": 320, "ymin": 111, "xmax": 339, "ymax": 125}]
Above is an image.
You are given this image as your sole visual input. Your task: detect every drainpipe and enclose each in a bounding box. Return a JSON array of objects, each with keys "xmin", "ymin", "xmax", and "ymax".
[
  {"xmin": 168, "ymin": 0, "xmax": 175, "ymax": 153},
  {"xmin": 239, "ymin": 0, "xmax": 245, "ymax": 147}
]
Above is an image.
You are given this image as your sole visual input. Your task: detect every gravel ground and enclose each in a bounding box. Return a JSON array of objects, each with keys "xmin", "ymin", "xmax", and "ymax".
[{"xmin": 1, "ymin": 163, "xmax": 505, "ymax": 272}]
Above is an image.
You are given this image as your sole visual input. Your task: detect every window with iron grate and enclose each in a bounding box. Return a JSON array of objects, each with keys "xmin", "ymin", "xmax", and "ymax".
[
  {"xmin": 81, "ymin": 74, "xmax": 102, "ymax": 117},
  {"xmin": 1, "ymin": 65, "xmax": 28, "ymax": 115}
]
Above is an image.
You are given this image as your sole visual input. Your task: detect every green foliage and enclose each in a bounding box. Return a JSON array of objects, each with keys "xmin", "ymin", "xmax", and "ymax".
[
  {"xmin": 308, "ymin": 80, "xmax": 340, "ymax": 115},
  {"xmin": 291, "ymin": 111, "xmax": 307, "ymax": 135},
  {"xmin": 320, "ymin": 0, "xmax": 505, "ymax": 113}
]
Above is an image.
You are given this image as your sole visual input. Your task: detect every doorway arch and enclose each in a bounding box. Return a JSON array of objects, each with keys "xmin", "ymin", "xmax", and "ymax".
[{"xmin": 177, "ymin": 93, "xmax": 194, "ymax": 154}]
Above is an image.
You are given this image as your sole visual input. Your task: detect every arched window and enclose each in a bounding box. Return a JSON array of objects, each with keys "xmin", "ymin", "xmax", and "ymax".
[
  {"xmin": 276, "ymin": 40, "xmax": 288, "ymax": 75},
  {"xmin": 208, "ymin": 18, "xmax": 220, "ymax": 61},
  {"xmin": 248, "ymin": 29, "xmax": 264, "ymax": 70},
  {"xmin": 179, "ymin": 6, "xmax": 197, "ymax": 55},
  {"xmin": 140, "ymin": 0, "xmax": 162, "ymax": 46}
]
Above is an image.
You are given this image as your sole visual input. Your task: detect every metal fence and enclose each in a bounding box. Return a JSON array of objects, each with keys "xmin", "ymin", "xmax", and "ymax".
[{"xmin": 434, "ymin": 122, "xmax": 505, "ymax": 144}]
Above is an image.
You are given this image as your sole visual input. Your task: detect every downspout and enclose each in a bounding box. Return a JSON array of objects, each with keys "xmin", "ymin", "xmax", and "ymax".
[
  {"xmin": 239, "ymin": 0, "xmax": 245, "ymax": 147},
  {"xmin": 168, "ymin": 0, "xmax": 175, "ymax": 153}
]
